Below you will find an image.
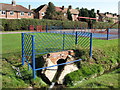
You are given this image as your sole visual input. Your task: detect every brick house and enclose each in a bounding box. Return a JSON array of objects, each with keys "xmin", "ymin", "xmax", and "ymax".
[
  {"xmin": 0, "ymin": 0, "xmax": 34, "ymax": 19},
  {"xmin": 96, "ymin": 11, "xmax": 118, "ymax": 23},
  {"xmin": 34, "ymin": 4, "xmax": 79, "ymax": 21}
]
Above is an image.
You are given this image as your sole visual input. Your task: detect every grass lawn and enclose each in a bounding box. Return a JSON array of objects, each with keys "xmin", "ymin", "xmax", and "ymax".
[
  {"xmin": 2, "ymin": 33, "xmax": 118, "ymax": 55},
  {"xmin": 71, "ymin": 68, "xmax": 120, "ymax": 88},
  {"xmin": 2, "ymin": 34, "xmax": 21, "ymax": 54},
  {"xmin": 1, "ymin": 32, "xmax": 119, "ymax": 88}
]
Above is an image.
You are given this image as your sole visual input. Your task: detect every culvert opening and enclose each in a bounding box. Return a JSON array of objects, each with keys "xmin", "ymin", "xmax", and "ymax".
[
  {"xmin": 52, "ymin": 58, "xmax": 67, "ymax": 84},
  {"xmin": 57, "ymin": 59, "xmax": 67, "ymax": 71}
]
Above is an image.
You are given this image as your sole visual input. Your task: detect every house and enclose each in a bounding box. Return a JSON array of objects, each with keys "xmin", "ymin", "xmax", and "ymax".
[
  {"xmin": 34, "ymin": 4, "xmax": 79, "ymax": 21},
  {"xmin": 106, "ymin": 14, "xmax": 118, "ymax": 23},
  {"xmin": 0, "ymin": 0, "xmax": 34, "ymax": 19},
  {"xmin": 34, "ymin": 4, "xmax": 48, "ymax": 20},
  {"xmin": 96, "ymin": 13, "xmax": 108, "ymax": 22},
  {"xmin": 96, "ymin": 11, "xmax": 118, "ymax": 23}
]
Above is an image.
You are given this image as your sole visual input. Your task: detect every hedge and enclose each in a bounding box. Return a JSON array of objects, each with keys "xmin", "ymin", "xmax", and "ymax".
[
  {"xmin": 93, "ymin": 22, "xmax": 118, "ymax": 29},
  {"xmin": 1, "ymin": 19, "xmax": 118, "ymax": 31},
  {"xmin": 1, "ymin": 19, "xmax": 88, "ymax": 31}
]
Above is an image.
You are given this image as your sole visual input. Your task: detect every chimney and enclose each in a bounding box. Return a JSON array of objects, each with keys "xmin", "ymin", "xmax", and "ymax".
[
  {"xmin": 61, "ymin": 6, "xmax": 64, "ymax": 10},
  {"xmin": 113, "ymin": 14, "xmax": 115, "ymax": 17},
  {"xmin": 97, "ymin": 10, "xmax": 100, "ymax": 14},
  {"xmin": 28, "ymin": 5, "xmax": 31, "ymax": 10},
  {"xmin": 12, "ymin": 0, "xmax": 16, "ymax": 6},
  {"xmin": 68, "ymin": 5, "xmax": 72, "ymax": 9}
]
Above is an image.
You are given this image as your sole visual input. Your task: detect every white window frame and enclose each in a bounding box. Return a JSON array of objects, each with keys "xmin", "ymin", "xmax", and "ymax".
[
  {"xmin": 10, "ymin": 11, "xmax": 14, "ymax": 15},
  {"xmin": 0, "ymin": 10, "xmax": 1, "ymax": 15},
  {"xmin": 20, "ymin": 12, "xmax": 24, "ymax": 16},
  {"xmin": 28, "ymin": 12, "xmax": 31, "ymax": 16},
  {"xmin": 64, "ymin": 13, "xmax": 66, "ymax": 16},
  {"xmin": 41, "ymin": 12, "xmax": 44, "ymax": 16},
  {"xmin": 2, "ymin": 10, "xmax": 6, "ymax": 15}
]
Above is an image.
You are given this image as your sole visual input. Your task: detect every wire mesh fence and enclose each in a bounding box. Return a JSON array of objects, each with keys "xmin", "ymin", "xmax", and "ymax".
[
  {"xmin": 28, "ymin": 24, "xmax": 118, "ymax": 40},
  {"xmin": 22, "ymin": 33, "xmax": 33, "ymax": 67},
  {"xmin": 90, "ymin": 28, "xmax": 118, "ymax": 40},
  {"xmin": 22, "ymin": 31, "xmax": 92, "ymax": 78}
]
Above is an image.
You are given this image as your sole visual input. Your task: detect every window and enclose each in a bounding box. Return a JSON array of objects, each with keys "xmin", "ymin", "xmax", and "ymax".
[
  {"xmin": 2, "ymin": 11, "xmax": 6, "ymax": 15},
  {"xmin": 64, "ymin": 13, "xmax": 66, "ymax": 16},
  {"xmin": 10, "ymin": 11, "xmax": 14, "ymax": 15},
  {"xmin": 0, "ymin": 10, "xmax": 1, "ymax": 15},
  {"xmin": 20, "ymin": 12, "xmax": 24, "ymax": 16},
  {"xmin": 28, "ymin": 12, "xmax": 31, "ymax": 16},
  {"xmin": 41, "ymin": 12, "xmax": 44, "ymax": 16}
]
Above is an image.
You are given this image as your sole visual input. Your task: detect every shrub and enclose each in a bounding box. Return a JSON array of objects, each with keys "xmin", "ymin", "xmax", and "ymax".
[
  {"xmin": 0, "ymin": 25, "xmax": 4, "ymax": 31},
  {"xmin": 93, "ymin": 22, "xmax": 118, "ymax": 29}
]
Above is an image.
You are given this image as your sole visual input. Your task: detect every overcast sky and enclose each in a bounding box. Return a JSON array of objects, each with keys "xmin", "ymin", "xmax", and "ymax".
[{"xmin": 1, "ymin": 0, "xmax": 120, "ymax": 14}]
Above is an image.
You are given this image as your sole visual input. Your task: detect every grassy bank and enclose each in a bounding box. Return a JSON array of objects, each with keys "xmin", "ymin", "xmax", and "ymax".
[
  {"xmin": 2, "ymin": 33, "xmax": 47, "ymax": 88},
  {"xmin": 63, "ymin": 38, "xmax": 119, "ymax": 88},
  {"xmin": 71, "ymin": 68, "xmax": 120, "ymax": 88}
]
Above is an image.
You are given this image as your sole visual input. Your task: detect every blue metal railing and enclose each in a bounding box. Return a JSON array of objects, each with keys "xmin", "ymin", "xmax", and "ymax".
[
  {"xmin": 22, "ymin": 31, "xmax": 92, "ymax": 78},
  {"xmin": 35, "ymin": 59, "xmax": 82, "ymax": 71}
]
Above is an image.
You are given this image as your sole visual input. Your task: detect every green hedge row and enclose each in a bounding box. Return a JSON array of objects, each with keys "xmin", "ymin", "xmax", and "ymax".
[
  {"xmin": 0, "ymin": 19, "xmax": 118, "ymax": 31},
  {"xmin": 93, "ymin": 22, "xmax": 118, "ymax": 29},
  {"xmin": 1, "ymin": 19, "xmax": 88, "ymax": 31}
]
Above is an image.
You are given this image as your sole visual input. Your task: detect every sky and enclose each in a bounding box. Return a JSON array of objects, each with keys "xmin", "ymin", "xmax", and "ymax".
[{"xmin": 1, "ymin": 0, "xmax": 120, "ymax": 14}]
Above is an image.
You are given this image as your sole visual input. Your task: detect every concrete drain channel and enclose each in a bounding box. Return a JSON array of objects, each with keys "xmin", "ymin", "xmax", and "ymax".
[
  {"xmin": 39, "ymin": 50, "xmax": 82, "ymax": 89},
  {"xmin": 49, "ymin": 59, "xmax": 67, "ymax": 89}
]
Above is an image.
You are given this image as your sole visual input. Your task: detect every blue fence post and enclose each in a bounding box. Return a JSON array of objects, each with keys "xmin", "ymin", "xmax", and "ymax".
[
  {"xmin": 75, "ymin": 31, "xmax": 78, "ymax": 45},
  {"xmin": 22, "ymin": 33, "xmax": 25, "ymax": 65},
  {"xmin": 46, "ymin": 25, "xmax": 48, "ymax": 32},
  {"xmin": 107, "ymin": 28, "xmax": 109, "ymax": 40},
  {"xmin": 32, "ymin": 35, "xmax": 36, "ymax": 79},
  {"xmin": 90, "ymin": 33, "xmax": 93, "ymax": 58},
  {"xmin": 63, "ymin": 32, "xmax": 65, "ymax": 50}
]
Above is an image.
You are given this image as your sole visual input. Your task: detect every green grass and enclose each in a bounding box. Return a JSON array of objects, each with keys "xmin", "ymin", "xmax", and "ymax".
[
  {"xmin": 71, "ymin": 68, "xmax": 120, "ymax": 88},
  {"xmin": 2, "ymin": 34, "xmax": 21, "ymax": 54},
  {"xmin": 31, "ymin": 33, "xmax": 76, "ymax": 53},
  {"xmin": 93, "ymin": 38, "xmax": 118, "ymax": 49},
  {"xmin": 2, "ymin": 33, "xmax": 48, "ymax": 88}
]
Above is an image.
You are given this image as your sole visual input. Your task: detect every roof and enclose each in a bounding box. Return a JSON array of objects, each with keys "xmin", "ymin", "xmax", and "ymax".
[
  {"xmin": 35, "ymin": 5, "xmax": 79, "ymax": 15},
  {"xmin": 55, "ymin": 7, "xmax": 79, "ymax": 14},
  {"xmin": 99, "ymin": 13, "xmax": 108, "ymax": 18},
  {"xmin": 69, "ymin": 9, "xmax": 79, "ymax": 14},
  {"xmin": 55, "ymin": 7, "xmax": 67, "ymax": 13},
  {"xmin": 34, "ymin": 4, "xmax": 46, "ymax": 12},
  {"xmin": 0, "ymin": 3, "xmax": 32, "ymax": 12}
]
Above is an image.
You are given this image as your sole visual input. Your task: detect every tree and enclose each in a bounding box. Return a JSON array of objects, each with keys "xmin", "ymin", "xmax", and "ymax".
[
  {"xmin": 76, "ymin": 7, "xmax": 79, "ymax": 11},
  {"xmin": 79, "ymin": 8, "xmax": 89, "ymax": 21},
  {"xmin": 78, "ymin": 8, "xmax": 96, "ymax": 22},
  {"xmin": 67, "ymin": 9, "xmax": 72, "ymax": 20},
  {"xmin": 44, "ymin": 2, "xmax": 56, "ymax": 19},
  {"xmin": 89, "ymin": 9, "xmax": 96, "ymax": 18},
  {"xmin": 53, "ymin": 11, "xmax": 67, "ymax": 20}
]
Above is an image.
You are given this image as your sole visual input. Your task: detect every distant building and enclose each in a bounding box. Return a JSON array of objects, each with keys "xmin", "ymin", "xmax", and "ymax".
[
  {"xmin": 96, "ymin": 11, "xmax": 118, "ymax": 23},
  {"xmin": 34, "ymin": 4, "xmax": 79, "ymax": 21},
  {"xmin": 0, "ymin": 0, "xmax": 34, "ymax": 19}
]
